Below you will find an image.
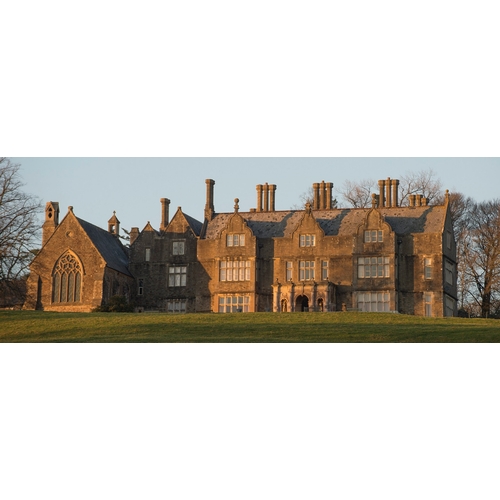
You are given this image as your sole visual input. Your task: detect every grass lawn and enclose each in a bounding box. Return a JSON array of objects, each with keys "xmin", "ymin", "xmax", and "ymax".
[{"xmin": 0, "ymin": 310, "xmax": 499, "ymax": 342}]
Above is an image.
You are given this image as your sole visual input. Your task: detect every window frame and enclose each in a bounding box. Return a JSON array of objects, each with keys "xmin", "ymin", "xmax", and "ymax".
[
  {"xmin": 357, "ymin": 292, "xmax": 390, "ymax": 312},
  {"xmin": 357, "ymin": 257, "xmax": 390, "ymax": 279},
  {"xmin": 220, "ymin": 260, "xmax": 251, "ymax": 282},
  {"xmin": 172, "ymin": 241, "xmax": 186, "ymax": 256},
  {"xmin": 364, "ymin": 230, "xmax": 383, "ymax": 243},
  {"xmin": 424, "ymin": 258, "xmax": 433, "ymax": 280},
  {"xmin": 226, "ymin": 234, "xmax": 245, "ymax": 247},
  {"xmin": 321, "ymin": 260, "xmax": 329, "ymax": 281},
  {"xmin": 299, "ymin": 234, "xmax": 316, "ymax": 248},
  {"xmin": 218, "ymin": 295, "xmax": 250, "ymax": 313},
  {"xmin": 168, "ymin": 266, "xmax": 187, "ymax": 287},
  {"xmin": 299, "ymin": 261, "xmax": 315, "ymax": 281},
  {"xmin": 167, "ymin": 299, "xmax": 187, "ymax": 314}
]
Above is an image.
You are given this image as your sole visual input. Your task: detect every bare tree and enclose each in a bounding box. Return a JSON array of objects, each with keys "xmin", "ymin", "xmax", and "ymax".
[
  {"xmin": 0, "ymin": 158, "xmax": 42, "ymax": 305},
  {"xmin": 399, "ymin": 169, "xmax": 443, "ymax": 206},
  {"xmin": 460, "ymin": 200, "xmax": 500, "ymax": 318},
  {"xmin": 337, "ymin": 179, "xmax": 376, "ymax": 208},
  {"xmin": 338, "ymin": 169, "xmax": 444, "ymax": 208},
  {"xmin": 292, "ymin": 186, "xmax": 337, "ymax": 210}
]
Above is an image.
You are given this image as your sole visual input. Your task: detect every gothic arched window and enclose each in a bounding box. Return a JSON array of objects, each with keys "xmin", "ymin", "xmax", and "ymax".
[{"xmin": 52, "ymin": 252, "xmax": 83, "ymax": 303}]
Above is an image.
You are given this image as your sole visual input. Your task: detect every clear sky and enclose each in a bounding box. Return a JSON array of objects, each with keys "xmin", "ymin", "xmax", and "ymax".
[{"xmin": 12, "ymin": 157, "xmax": 500, "ymax": 237}]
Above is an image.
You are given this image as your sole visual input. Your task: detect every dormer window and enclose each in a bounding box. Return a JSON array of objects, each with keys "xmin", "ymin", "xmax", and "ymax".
[
  {"xmin": 300, "ymin": 235, "xmax": 316, "ymax": 247},
  {"xmin": 227, "ymin": 234, "xmax": 245, "ymax": 247},
  {"xmin": 365, "ymin": 230, "xmax": 383, "ymax": 243}
]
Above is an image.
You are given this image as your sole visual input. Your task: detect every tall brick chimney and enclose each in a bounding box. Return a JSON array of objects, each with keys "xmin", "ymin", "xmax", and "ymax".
[
  {"xmin": 312, "ymin": 181, "xmax": 333, "ymax": 210},
  {"xmin": 160, "ymin": 198, "xmax": 171, "ymax": 231},
  {"xmin": 378, "ymin": 180, "xmax": 386, "ymax": 208},
  {"xmin": 391, "ymin": 179, "xmax": 400, "ymax": 207},
  {"xmin": 269, "ymin": 184, "xmax": 277, "ymax": 211},
  {"xmin": 205, "ymin": 179, "xmax": 215, "ymax": 220}
]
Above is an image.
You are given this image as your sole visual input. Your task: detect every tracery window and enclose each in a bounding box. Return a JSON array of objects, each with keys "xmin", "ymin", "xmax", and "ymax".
[{"xmin": 52, "ymin": 252, "xmax": 82, "ymax": 303}]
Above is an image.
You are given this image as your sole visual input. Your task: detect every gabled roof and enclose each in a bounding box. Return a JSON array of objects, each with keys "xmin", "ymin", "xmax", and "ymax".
[
  {"xmin": 204, "ymin": 205, "xmax": 448, "ymax": 240},
  {"xmin": 77, "ymin": 218, "xmax": 132, "ymax": 277},
  {"xmin": 182, "ymin": 212, "xmax": 203, "ymax": 237}
]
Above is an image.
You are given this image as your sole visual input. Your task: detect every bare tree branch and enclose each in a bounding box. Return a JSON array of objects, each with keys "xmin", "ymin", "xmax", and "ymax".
[{"xmin": 0, "ymin": 158, "xmax": 42, "ymax": 306}]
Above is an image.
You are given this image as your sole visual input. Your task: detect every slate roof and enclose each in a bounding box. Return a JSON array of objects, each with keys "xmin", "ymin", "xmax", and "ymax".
[
  {"xmin": 77, "ymin": 218, "xmax": 132, "ymax": 276},
  {"xmin": 183, "ymin": 213, "xmax": 203, "ymax": 236},
  {"xmin": 205, "ymin": 205, "xmax": 447, "ymax": 240}
]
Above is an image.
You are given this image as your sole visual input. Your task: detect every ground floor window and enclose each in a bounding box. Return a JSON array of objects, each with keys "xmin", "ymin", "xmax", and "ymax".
[
  {"xmin": 357, "ymin": 292, "xmax": 390, "ymax": 312},
  {"xmin": 167, "ymin": 299, "xmax": 187, "ymax": 313},
  {"xmin": 218, "ymin": 295, "xmax": 250, "ymax": 313}
]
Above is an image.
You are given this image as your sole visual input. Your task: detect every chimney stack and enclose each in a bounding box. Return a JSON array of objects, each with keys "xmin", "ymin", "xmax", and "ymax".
[
  {"xmin": 256, "ymin": 183, "xmax": 277, "ymax": 212},
  {"xmin": 409, "ymin": 195, "xmax": 416, "ymax": 207},
  {"xmin": 130, "ymin": 227, "xmax": 140, "ymax": 245},
  {"xmin": 263, "ymin": 183, "xmax": 269, "ymax": 212},
  {"xmin": 256, "ymin": 185, "xmax": 263, "ymax": 212},
  {"xmin": 326, "ymin": 183, "xmax": 333, "ymax": 209},
  {"xmin": 313, "ymin": 181, "xmax": 333, "ymax": 210},
  {"xmin": 313, "ymin": 183, "xmax": 320, "ymax": 210},
  {"xmin": 269, "ymin": 184, "xmax": 277, "ymax": 211},
  {"xmin": 160, "ymin": 198, "xmax": 171, "ymax": 231},
  {"xmin": 378, "ymin": 180, "xmax": 386, "ymax": 208},
  {"xmin": 385, "ymin": 177, "xmax": 392, "ymax": 209},
  {"xmin": 205, "ymin": 179, "xmax": 215, "ymax": 220},
  {"xmin": 377, "ymin": 178, "xmax": 400, "ymax": 208},
  {"xmin": 391, "ymin": 179, "xmax": 400, "ymax": 207}
]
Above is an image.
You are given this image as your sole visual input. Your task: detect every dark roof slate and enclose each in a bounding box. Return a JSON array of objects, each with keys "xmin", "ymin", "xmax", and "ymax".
[
  {"xmin": 183, "ymin": 213, "xmax": 203, "ymax": 236},
  {"xmin": 205, "ymin": 205, "xmax": 447, "ymax": 240},
  {"xmin": 77, "ymin": 218, "xmax": 132, "ymax": 277}
]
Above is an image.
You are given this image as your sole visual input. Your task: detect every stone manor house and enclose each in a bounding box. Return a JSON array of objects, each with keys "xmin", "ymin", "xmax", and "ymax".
[{"xmin": 25, "ymin": 177, "xmax": 458, "ymax": 317}]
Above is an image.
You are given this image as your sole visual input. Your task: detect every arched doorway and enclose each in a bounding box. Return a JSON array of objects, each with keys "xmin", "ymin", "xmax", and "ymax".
[{"xmin": 296, "ymin": 295, "xmax": 309, "ymax": 312}]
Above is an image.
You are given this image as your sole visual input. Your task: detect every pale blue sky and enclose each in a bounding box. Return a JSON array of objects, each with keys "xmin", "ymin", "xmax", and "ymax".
[{"xmin": 12, "ymin": 157, "xmax": 500, "ymax": 237}]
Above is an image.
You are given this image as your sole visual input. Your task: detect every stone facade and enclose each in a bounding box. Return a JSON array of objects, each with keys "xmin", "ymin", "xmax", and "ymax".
[
  {"xmin": 25, "ymin": 177, "xmax": 458, "ymax": 317},
  {"xmin": 25, "ymin": 206, "xmax": 134, "ymax": 312}
]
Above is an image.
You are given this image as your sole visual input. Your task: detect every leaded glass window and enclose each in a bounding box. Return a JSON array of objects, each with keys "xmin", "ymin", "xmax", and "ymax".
[{"xmin": 52, "ymin": 252, "xmax": 83, "ymax": 303}]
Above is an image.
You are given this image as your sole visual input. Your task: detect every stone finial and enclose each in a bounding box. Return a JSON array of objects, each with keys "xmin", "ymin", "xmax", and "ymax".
[
  {"xmin": 372, "ymin": 193, "xmax": 377, "ymax": 209},
  {"xmin": 234, "ymin": 198, "xmax": 240, "ymax": 213},
  {"xmin": 305, "ymin": 202, "xmax": 312, "ymax": 214},
  {"xmin": 68, "ymin": 206, "xmax": 74, "ymax": 213}
]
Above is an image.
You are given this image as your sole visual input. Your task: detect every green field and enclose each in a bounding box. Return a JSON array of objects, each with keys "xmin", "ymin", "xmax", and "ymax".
[{"xmin": 0, "ymin": 310, "xmax": 499, "ymax": 342}]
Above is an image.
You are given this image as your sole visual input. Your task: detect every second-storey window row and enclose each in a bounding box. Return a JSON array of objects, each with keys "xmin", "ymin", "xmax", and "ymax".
[
  {"xmin": 220, "ymin": 261, "xmax": 251, "ymax": 282},
  {"xmin": 358, "ymin": 257, "xmax": 390, "ymax": 278},
  {"xmin": 299, "ymin": 261, "xmax": 315, "ymax": 281}
]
